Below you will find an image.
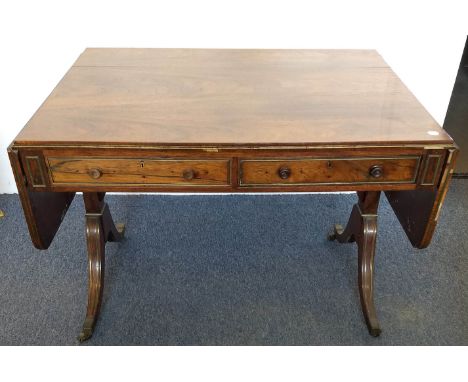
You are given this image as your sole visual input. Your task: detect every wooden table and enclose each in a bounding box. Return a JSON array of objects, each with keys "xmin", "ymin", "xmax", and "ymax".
[{"xmin": 8, "ymin": 49, "xmax": 458, "ymax": 341}]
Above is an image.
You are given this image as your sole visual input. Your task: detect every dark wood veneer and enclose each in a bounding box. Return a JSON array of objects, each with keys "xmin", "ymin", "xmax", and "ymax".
[{"xmin": 8, "ymin": 48, "xmax": 458, "ymax": 341}]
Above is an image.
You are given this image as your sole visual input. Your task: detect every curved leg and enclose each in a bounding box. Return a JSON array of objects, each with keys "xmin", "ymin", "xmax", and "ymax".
[
  {"xmin": 357, "ymin": 212, "xmax": 380, "ymax": 336},
  {"xmin": 78, "ymin": 193, "xmax": 125, "ymax": 342},
  {"xmin": 79, "ymin": 212, "xmax": 105, "ymax": 342},
  {"xmin": 329, "ymin": 191, "xmax": 381, "ymax": 337}
]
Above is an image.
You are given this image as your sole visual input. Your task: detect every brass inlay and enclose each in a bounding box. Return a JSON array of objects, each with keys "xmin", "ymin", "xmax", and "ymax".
[
  {"xmin": 239, "ymin": 156, "xmax": 421, "ymax": 186},
  {"xmin": 420, "ymin": 154, "xmax": 442, "ymax": 186},
  {"xmin": 25, "ymin": 156, "xmax": 46, "ymax": 187},
  {"xmin": 434, "ymin": 149, "xmax": 457, "ymax": 222},
  {"xmin": 12, "ymin": 143, "xmax": 456, "ymax": 151},
  {"xmin": 47, "ymin": 157, "xmax": 231, "ymax": 187}
]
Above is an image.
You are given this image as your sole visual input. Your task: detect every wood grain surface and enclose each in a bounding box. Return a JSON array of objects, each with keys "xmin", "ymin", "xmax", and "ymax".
[
  {"xmin": 7, "ymin": 49, "xmax": 460, "ymax": 339},
  {"xmin": 48, "ymin": 157, "xmax": 230, "ymax": 185},
  {"xmin": 239, "ymin": 156, "xmax": 420, "ymax": 186},
  {"xmin": 14, "ymin": 48, "xmax": 452, "ymax": 147}
]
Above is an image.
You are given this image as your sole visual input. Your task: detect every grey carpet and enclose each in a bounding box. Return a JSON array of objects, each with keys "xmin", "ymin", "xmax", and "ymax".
[{"xmin": 0, "ymin": 181, "xmax": 467, "ymax": 345}]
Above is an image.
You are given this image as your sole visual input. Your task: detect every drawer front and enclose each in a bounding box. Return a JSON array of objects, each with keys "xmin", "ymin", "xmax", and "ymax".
[
  {"xmin": 239, "ymin": 156, "xmax": 421, "ymax": 186},
  {"xmin": 47, "ymin": 157, "xmax": 231, "ymax": 186}
]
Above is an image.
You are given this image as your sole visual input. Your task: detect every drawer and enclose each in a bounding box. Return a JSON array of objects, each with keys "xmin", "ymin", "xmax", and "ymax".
[
  {"xmin": 239, "ymin": 156, "xmax": 421, "ymax": 186},
  {"xmin": 47, "ymin": 157, "xmax": 231, "ymax": 186}
]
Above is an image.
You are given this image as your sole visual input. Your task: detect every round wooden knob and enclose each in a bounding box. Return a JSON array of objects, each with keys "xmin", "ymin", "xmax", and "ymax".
[
  {"xmin": 369, "ymin": 165, "xmax": 383, "ymax": 178},
  {"xmin": 88, "ymin": 168, "xmax": 103, "ymax": 179},
  {"xmin": 182, "ymin": 169, "xmax": 195, "ymax": 180},
  {"xmin": 278, "ymin": 166, "xmax": 291, "ymax": 180}
]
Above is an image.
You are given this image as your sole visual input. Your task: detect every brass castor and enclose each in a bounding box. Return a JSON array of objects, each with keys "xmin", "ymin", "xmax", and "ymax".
[{"xmin": 327, "ymin": 224, "xmax": 343, "ymax": 241}]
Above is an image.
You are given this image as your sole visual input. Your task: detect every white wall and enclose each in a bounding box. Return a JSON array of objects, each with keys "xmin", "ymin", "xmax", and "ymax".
[{"xmin": 1, "ymin": 0, "xmax": 467, "ymax": 193}]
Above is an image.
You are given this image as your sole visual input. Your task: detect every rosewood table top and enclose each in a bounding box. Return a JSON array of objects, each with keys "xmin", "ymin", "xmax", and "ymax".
[
  {"xmin": 16, "ymin": 48, "xmax": 451, "ymax": 147},
  {"xmin": 8, "ymin": 48, "xmax": 458, "ymax": 342}
]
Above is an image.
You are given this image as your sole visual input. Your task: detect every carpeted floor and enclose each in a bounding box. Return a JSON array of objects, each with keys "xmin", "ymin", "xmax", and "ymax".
[{"xmin": 0, "ymin": 181, "xmax": 467, "ymax": 345}]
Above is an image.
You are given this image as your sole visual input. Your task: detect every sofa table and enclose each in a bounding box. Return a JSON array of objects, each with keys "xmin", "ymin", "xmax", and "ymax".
[{"xmin": 8, "ymin": 48, "xmax": 458, "ymax": 341}]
